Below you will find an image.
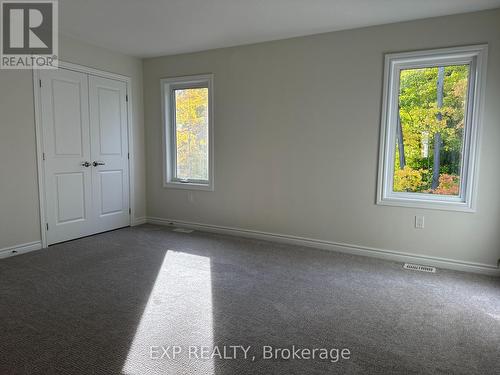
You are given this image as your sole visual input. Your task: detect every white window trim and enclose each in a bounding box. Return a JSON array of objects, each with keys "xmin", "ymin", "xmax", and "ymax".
[
  {"xmin": 377, "ymin": 45, "xmax": 488, "ymax": 212},
  {"xmin": 161, "ymin": 74, "xmax": 214, "ymax": 191}
]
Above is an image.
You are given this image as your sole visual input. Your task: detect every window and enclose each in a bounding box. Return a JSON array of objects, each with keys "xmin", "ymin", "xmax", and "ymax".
[
  {"xmin": 162, "ymin": 74, "xmax": 214, "ymax": 190},
  {"xmin": 377, "ymin": 45, "xmax": 487, "ymax": 211}
]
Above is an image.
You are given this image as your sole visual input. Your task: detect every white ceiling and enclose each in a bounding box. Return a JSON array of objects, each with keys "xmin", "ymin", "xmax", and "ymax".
[{"xmin": 60, "ymin": 0, "xmax": 500, "ymax": 58}]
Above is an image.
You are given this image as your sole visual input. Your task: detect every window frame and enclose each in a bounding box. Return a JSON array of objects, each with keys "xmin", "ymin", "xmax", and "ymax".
[
  {"xmin": 161, "ymin": 74, "xmax": 214, "ymax": 191},
  {"xmin": 377, "ymin": 45, "xmax": 488, "ymax": 212}
]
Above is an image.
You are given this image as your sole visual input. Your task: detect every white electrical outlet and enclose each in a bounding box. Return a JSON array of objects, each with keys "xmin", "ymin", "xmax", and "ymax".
[{"xmin": 415, "ymin": 215, "xmax": 425, "ymax": 229}]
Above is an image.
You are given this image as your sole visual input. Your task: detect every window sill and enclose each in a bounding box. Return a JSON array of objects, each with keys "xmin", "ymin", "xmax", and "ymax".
[
  {"xmin": 164, "ymin": 181, "xmax": 214, "ymax": 191},
  {"xmin": 377, "ymin": 194, "xmax": 475, "ymax": 213}
]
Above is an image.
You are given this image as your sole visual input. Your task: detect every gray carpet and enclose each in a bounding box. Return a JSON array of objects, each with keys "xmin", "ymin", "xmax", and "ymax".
[{"xmin": 0, "ymin": 224, "xmax": 499, "ymax": 374}]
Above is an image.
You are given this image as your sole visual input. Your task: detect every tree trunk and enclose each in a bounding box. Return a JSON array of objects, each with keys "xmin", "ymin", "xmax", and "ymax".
[
  {"xmin": 432, "ymin": 67, "xmax": 445, "ymax": 189},
  {"xmin": 396, "ymin": 111, "xmax": 405, "ymax": 169}
]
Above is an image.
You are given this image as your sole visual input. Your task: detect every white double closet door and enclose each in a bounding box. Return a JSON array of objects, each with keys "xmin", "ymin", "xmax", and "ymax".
[{"xmin": 40, "ymin": 68, "xmax": 130, "ymax": 245}]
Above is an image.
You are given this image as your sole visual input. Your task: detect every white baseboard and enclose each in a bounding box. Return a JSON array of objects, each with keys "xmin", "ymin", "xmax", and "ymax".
[
  {"xmin": 0, "ymin": 241, "xmax": 42, "ymax": 260},
  {"xmin": 147, "ymin": 217, "xmax": 500, "ymax": 277},
  {"xmin": 131, "ymin": 217, "xmax": 147, "ymax": 226}
]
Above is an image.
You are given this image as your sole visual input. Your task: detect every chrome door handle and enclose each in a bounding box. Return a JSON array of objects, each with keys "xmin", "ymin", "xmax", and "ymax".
[
  {"xmin": 92, "ymin": 161, "xmax": 105, "ymax": 167},
  {"xmin": 81, "ymin": 161, "xmax": 91, "ymax": 167}
]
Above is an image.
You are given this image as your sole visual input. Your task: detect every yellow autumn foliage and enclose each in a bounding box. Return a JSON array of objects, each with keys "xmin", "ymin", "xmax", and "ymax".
[{"xmin": 174, "ymin": 87, "xmax": 209, "ymax": 180}]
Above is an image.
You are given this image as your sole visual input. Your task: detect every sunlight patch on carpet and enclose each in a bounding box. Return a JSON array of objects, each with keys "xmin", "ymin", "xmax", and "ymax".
[{"xmin": 123, "ymin": 250, "xmax": 214, "ymax": 375}]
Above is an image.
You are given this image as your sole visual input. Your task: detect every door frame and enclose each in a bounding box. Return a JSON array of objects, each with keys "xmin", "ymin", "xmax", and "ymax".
[{"xmin": 33, "ymin": 61, "xmax": 135, "ymax": 248}]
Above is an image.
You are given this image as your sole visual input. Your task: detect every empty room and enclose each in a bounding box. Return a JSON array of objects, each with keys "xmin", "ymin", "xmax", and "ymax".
[{"xmin": 1, "ymin": 1, "xmax": 500, "ymax": 374}]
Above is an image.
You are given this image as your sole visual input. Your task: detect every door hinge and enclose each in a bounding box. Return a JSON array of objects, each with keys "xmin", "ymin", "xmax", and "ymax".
[
  {"xmin": 129, "ymin": 208, "xmax": 131, "ymax": 215},
  {"xmin": 127, "ymin": 153, "xmax": 130, "ymax": 160},
  {"xmin": 39, "ymin": 79, "xmax": 42, "ymax": 88},
  {"xmin": 126, "ymin": 94, "xmax": 128, "ymax": 102},
  {"xmin": 46, "ymin": 223, "xmax": 49, "ymax": 231},
  {"xmin": 42, "ymin": 152, "xmax": 46, "ymax": 161}
]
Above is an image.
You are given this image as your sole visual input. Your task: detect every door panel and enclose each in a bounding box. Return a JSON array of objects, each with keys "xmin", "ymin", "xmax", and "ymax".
[
  {"xmin": 99, "ymin": 170, "xmax": 124, "ymax": 215},
  {"xmin": 55, "ymin": 172, "xmax": 86, "ymax": 223},
  {"xmin": 97, "ymin": 87, "xmax": 123, "ymax": 155},
  {"xmin": 52, "ymin": 79, "xmax": 84, "ymax": 156},
  {"xmin": 89, "ymin": 76, "xmax": 130, "ymax": 232},
  {"xmin": 40, "ymin": 69, "xmax": 93, "ymax": 244}
]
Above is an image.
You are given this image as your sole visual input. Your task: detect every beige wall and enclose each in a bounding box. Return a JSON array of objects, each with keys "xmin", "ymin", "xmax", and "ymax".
[
  {"xmin": 143, "ymin": 9, "xmax": 500, "ymax": 268},
  {"xmin": 0, "ymin": 34, "xmax": 146, "ymax": 249}
]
